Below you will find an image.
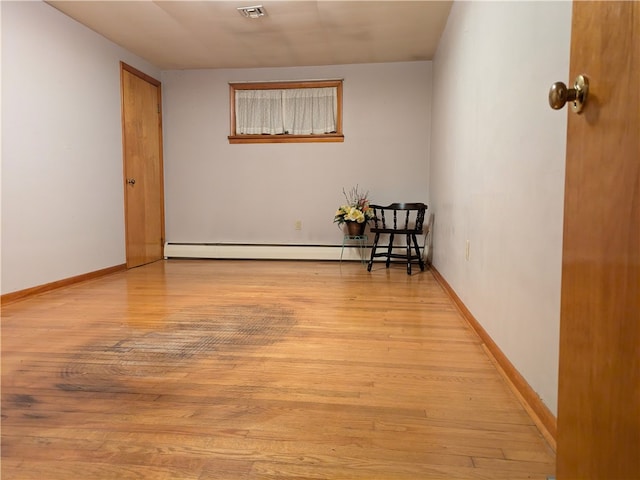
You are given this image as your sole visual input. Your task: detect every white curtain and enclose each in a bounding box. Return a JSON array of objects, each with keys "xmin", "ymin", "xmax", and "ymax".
[
  {"xmin": 283, "ymin": 87, "xmax": 337, "ymax": 134},
  {"xmin": 235, "ymin": 87, "xmax": 337, "ymax": 135},
  {"xmin": 235, "ymin": 89, "xmax": 284, "ymax": 134}
]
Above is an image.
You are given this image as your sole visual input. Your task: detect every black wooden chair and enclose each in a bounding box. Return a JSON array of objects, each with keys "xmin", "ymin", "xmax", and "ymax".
[{"xmin": 367, "ymin": 203, "xmax": 428, "ymax": 275}]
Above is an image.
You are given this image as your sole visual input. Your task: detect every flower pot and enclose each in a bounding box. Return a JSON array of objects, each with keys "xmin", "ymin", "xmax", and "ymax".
[{"xmin": 345, "ymin": 221, "xmax": 365, "ymax": 236}]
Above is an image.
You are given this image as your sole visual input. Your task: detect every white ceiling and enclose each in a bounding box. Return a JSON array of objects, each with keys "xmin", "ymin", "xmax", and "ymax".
[{"xmin": 46, "ymin": 1, "xmax": 453, "ymax": 70}]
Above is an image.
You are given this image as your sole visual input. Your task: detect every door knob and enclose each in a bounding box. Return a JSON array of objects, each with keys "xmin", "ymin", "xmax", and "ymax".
[
  {"xmin": 549, "ymin": 74, "xmax": 589, "ymax": 113},
  {"xmin": 127, "ymin": 178, "xmax": 136, "ymax": 185}
]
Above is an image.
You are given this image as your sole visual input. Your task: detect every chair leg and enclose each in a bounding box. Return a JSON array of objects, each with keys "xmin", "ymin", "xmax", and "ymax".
[
  {"xmin": 386, "ymin": 234, "xmax": 394, "ymax": 268},
  {"xmin": 406, "ymin": 234, "xmax": 412, "ymax": 275},
  {"xmin": 367, "ymin": 233, "xmax": 380, "ymax": 272},
  {"xmin": 412, "ymin": 234, "xmax": 425, "ymax": 271}
]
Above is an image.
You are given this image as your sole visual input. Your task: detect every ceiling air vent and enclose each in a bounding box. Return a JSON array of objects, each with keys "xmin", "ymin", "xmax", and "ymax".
[{"xmin": 237, "ymin": 5, "xmax": 266, "ymax": 18}]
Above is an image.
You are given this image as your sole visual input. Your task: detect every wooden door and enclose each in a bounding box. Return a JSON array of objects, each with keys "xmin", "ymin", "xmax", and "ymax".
[
  {"xmin": 556, "ymin": 2, "xmax": 639, "ymax": 479},
  {"xmin": 121, "ymin": 63, "xmax": 165, "ymax": 268}
]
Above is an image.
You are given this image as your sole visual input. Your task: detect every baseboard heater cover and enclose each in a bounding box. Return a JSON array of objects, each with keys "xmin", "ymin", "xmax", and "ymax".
[{"xmin": 164, "ymin": 243, "xmax": 370, "ymax": 261}]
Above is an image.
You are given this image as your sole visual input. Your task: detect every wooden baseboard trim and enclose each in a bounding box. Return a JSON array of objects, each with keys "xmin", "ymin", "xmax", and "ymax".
[
  {"xmin": 430, "ymin": 266, "xmax": 557, "ymax": 451},
  {"xmin": 1, "ymin": 264, "xmax": 127, "ymax": 306}
]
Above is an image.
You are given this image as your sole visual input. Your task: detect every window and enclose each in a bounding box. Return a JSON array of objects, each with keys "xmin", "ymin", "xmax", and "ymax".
[{"xmin": 228, "ymin": 80, "xmax": 344, "ymax": 144}]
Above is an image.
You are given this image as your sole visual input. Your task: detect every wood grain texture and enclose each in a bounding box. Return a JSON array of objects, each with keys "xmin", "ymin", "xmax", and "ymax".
[
  {"xmin": 556, "ymin": 2, "xmax": 640, "ymax": 479},
  {"xmin": 2, "ymin": 260, "xmax": 555, "ymax": 479}
]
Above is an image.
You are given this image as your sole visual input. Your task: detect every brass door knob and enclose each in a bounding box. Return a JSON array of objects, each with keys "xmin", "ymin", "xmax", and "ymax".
[{"xmin": 549, "ymin": 74, "xmax": 589, "ymax": 114}]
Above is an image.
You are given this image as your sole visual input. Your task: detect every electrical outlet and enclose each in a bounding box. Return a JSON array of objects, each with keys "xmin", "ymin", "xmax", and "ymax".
[
  {"xmin": 465, "ymin": 240, "xmax": 470, "ymax": 261},
  {"xmin": 295, "ymin": 220, "xmax": 302, "ymax": 231}
]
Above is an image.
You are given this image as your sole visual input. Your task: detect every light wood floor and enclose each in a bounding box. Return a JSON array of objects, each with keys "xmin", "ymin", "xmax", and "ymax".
[{"xmin": 1, "ymin": 260, "xmax": 555, "ymax": 479}]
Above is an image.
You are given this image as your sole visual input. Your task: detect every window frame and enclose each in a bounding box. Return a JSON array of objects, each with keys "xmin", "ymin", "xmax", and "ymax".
[{"xmin": 228, "ymin": 79, "xmax": 344, "ymax": 144}]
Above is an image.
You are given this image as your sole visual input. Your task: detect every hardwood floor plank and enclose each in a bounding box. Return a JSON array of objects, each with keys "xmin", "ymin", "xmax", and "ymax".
[
  {"xmin": 0, "ymin": 458, "xmax": 202, "ymax": 480},
  {"xmin": 1, "ymin": 260, "xmax": 555, "ymax": 479}
]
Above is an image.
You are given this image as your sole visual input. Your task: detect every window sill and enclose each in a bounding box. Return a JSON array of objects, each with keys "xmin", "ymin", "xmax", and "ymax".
[{"xmin": 228, "ymin": 134, "xmax": 344, "ymax": 144}]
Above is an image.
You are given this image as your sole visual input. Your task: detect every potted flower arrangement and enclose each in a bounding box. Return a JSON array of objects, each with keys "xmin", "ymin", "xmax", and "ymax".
[{"xmin": 333, "ymin": 185, "xmax": 375, "ymax": 236}]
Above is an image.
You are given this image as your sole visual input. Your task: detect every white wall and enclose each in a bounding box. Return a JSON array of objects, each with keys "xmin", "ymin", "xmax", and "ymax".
[
  {"xmin": 161, "ymin": 62, "xmax": 431, "ymax": 245},
  {"xmin": 430, "ymin": 1, "xmax": 571, "ymax": 415},
  {"xmin": 1, "ymin": 1, "xmax": 160, "ymax": 294}
]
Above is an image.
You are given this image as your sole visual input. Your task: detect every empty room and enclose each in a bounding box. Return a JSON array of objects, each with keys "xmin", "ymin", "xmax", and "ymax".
[{"xmin": 2, "ymin": 1, "xmax": 637, "ymax": 479}]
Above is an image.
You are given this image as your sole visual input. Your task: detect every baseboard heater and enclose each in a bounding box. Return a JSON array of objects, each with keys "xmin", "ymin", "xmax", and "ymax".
[{"xmin": 163, "ymin": 243, "xmax": 370, "ymax": 261}]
